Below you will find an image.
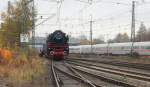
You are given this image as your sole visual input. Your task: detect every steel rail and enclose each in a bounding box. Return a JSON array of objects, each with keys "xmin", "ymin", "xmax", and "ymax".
[
  {"xmin": 67, "ymin": 58, "xmax": 150, "ymax": 70},
  {"xmin": 69, "ymin": 65, "xmax": 137, "ymax": 87},
  {"xmin": 54, "ymin": 66, "xmax": 102, "ymax": 87},
  {"xmin": 68, "ymin": 60, "xmax": 150, "ymax": 77},
  {"xmin": 64, "ymin": 63, "xmax": 97, "ymax": 87},
  {"xmin": 66, "ymin": 60, "xmax": 150, "ymax": 82},
  {"xmin": 64, "ymin": 60, "xmax": 136, "ymax": 87},
  {"xmin": 51, "ymin": 60, "xmax": 61, "ymax": 87}
]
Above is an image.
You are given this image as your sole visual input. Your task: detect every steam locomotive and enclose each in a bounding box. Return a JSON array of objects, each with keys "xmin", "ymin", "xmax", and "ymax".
[{"xmin": 39, "ymin": 30, "xmax": 69, "ymax": 59}]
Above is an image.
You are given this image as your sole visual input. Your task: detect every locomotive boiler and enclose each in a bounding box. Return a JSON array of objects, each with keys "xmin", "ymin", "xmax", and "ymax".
[{"xmin": 39, "ymin": 30, "xmax": 69, "ymax": 59}]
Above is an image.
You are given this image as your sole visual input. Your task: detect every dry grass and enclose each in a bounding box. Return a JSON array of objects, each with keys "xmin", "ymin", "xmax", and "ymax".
[{"xmin": 0, "ymin": 50, "xmax": 46, "ymax": 84}]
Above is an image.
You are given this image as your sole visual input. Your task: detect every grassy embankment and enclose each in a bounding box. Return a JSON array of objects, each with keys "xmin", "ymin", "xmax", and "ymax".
[{"xmin": 0, "ymin": 47, "xmax": 46, "ymax": 85}]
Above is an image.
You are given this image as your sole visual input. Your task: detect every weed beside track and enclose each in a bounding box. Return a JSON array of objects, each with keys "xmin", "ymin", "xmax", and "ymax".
[{"xmin": 0, "ymin": 49, "xmax": 47, "ymax": 87}]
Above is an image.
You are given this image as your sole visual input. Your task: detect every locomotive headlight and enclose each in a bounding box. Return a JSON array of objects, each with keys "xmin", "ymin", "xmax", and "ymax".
[
  {"xmin": 50, "ymin": 51, "xmax": 54, "ymax": 55},
  {"xmin": 48, "ymin": 48, "xmax": 53, "ymax": 51}
]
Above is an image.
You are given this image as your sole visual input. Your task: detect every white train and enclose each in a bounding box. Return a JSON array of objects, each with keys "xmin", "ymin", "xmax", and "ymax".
[{"xmin": 69, "ymin": 41, "xmax": 150, "ymax": 55}]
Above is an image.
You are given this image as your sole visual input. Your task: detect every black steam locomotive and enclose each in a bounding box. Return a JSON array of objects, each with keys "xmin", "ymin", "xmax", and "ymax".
[{"xmin": 39, "ymin": 30, "xmax": 69, "ymax": 59}]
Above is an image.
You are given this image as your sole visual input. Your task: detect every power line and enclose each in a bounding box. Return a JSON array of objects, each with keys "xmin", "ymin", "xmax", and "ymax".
[
  {"xmin": 97, "ymin": 24, "xmax": 130, "ymax": 30},
  {"xmin": 76, "ymin": 4, "xmax": 132, "ymax": 26},
  {"xmin": 57, "ymin": 23, "xmax": 131, "ymax": 34},
  {"xmin": 35, "ymin": 0, "xmax": 64, "ymax": 28},
  {"xmin": 75, "ymin": 0, "xmax": 92, "ymax": 4},
  {"xmin": 93, "ymin": 0, "xmax": 131, "ymax": 6},
  {"xmin": 93, "ymin": 9, "xmax": 131, "ymax": 23},
  {"xmin": 36, "ymin": 2, "xmax": 58, "ymax": 15},
  {"xmin": 37, "ymin": 13, "xmax": 53, "ymax": 15},
  {"xmin": 37, "ymin": 0, "xmax": 62, "ymax": 3},
  {"xmin": 130, "ymin": 1, "xmax": 135, "ymax": 56},
  {"xmin": 35, "ymin": 13, "xmax": 57, "ymax": 28}
]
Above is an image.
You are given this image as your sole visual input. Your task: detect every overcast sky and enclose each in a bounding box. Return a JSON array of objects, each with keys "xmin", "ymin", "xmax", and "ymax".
[{"xmin": 0, "ymin": 0, "xmax": 150, "ymax": 40}]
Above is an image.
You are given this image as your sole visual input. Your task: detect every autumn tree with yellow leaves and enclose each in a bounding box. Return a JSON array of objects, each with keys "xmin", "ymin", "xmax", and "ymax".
[{"xmin": 0, "ymin": 0, "xmax": 33, "ymax": 48}]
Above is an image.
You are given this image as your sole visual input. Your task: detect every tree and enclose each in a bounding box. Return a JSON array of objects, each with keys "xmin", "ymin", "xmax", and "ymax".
[
  {"xmin": 93, "ymin": 38, "xmax": 105, "ymax": 44},
  {"xmin": 114, "ymin": 33, "xmax": 122, "ymax": 43},
  {"xmin": 0, "ymin": 0, "xmax": 33, "ymax": 48},
  {"xmin": 122, "ymin": 33, "xmax": 130, "ymax": 42},
  {"xmin": 145, "ymin": 28, "xmax": 150, "ymax": 41},
  {"xmin": 108, "ymin": 39, "xmax": 115, "ymax": 43},
  {"xmin": 136, "ymin": 22, "xmax": 147, "ymax": 42},
  {"xmin": 109, "ymin": 33, "xmax": 129, "ymax": 43}
]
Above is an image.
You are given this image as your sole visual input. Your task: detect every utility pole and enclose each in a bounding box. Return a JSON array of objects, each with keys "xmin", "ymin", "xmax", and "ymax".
[
  {"xmin": 56, "ymin": 0, "xmax": 63, "ymax": 30},
  {"xmin": 21, "ymin": 0, "xmax": 27, "ymax": 51},
  {"xmin": 8, "ymin": 1, "xmax": 11, "ymax": 24},
  {"xmin": 106, "ymin": 34, "xmax": 110, "ymax": 56},
  {"xmin": 130, "ymin": 1, "xmax": 135, "ymax": 56},
  {"xmin": 90, "ymin": 15, "xmax": 93, "ymax": 54},
  {"xmin": 8, "ymin": 1, "xmax": 11, "ymax": 46},
  {"xmin": 24, "ymin": 0, "xmax": 30, "ymax": 52},
  {"xmin": 32, "ymin": 0, "xmax": 35, "ymax": 48},
  {"xmin": 20, "ymin": 1, "xmax": 25, "ymax": 50}
]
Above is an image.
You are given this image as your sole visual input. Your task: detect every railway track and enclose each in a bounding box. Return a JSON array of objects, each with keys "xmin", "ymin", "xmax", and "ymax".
[
  {"xmin": 65, "ymin": 64, "xmax": 136, "ymax": 87},
  {"xmin": 50, "ymin": 59, "xmax": 130, "ymax": 87},
  {"xmin": 50, "ymin": 59, "xmax": 102, "ymax": 87},
  {"xmin": 56, "ymin": 63, "xmax": 102, "ymax": 87},
  {"xmin": 50, "ymin": 60, "xmax": 86, "ymax": 87},
  {"xmin": 51, "ymin": 59, "xmax": 62, "ymax": 87},
  {"xmin": 67, "ymin": 57, "xmax": 150, "ymax": 70},
  {"xmin": 66, "ymin": 59, "xmax": 150, "ymax": 81},
  {"xmin": 66, "ymin": 59, "xmax": 150, "ymax": 87}
]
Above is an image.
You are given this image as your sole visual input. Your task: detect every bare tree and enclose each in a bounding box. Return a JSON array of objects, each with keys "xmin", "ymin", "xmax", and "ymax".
[
  {"xmin": 109, "ymin": 33, "xmax": 129, "ymax": 43},
  {"xmin": 93, "ymin": 38, "xmax": 105, "ymax": 44},
  {"xmin": 136, "ymin": 22, "xmax": 147, "ymax": 42},
  {"xmin": 122, "ymin": 33, "xmax": 130, "ymax": 42},
  {"xmin": 146, "ymin": 28, "xmax": 150, "ymax": 41}
]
